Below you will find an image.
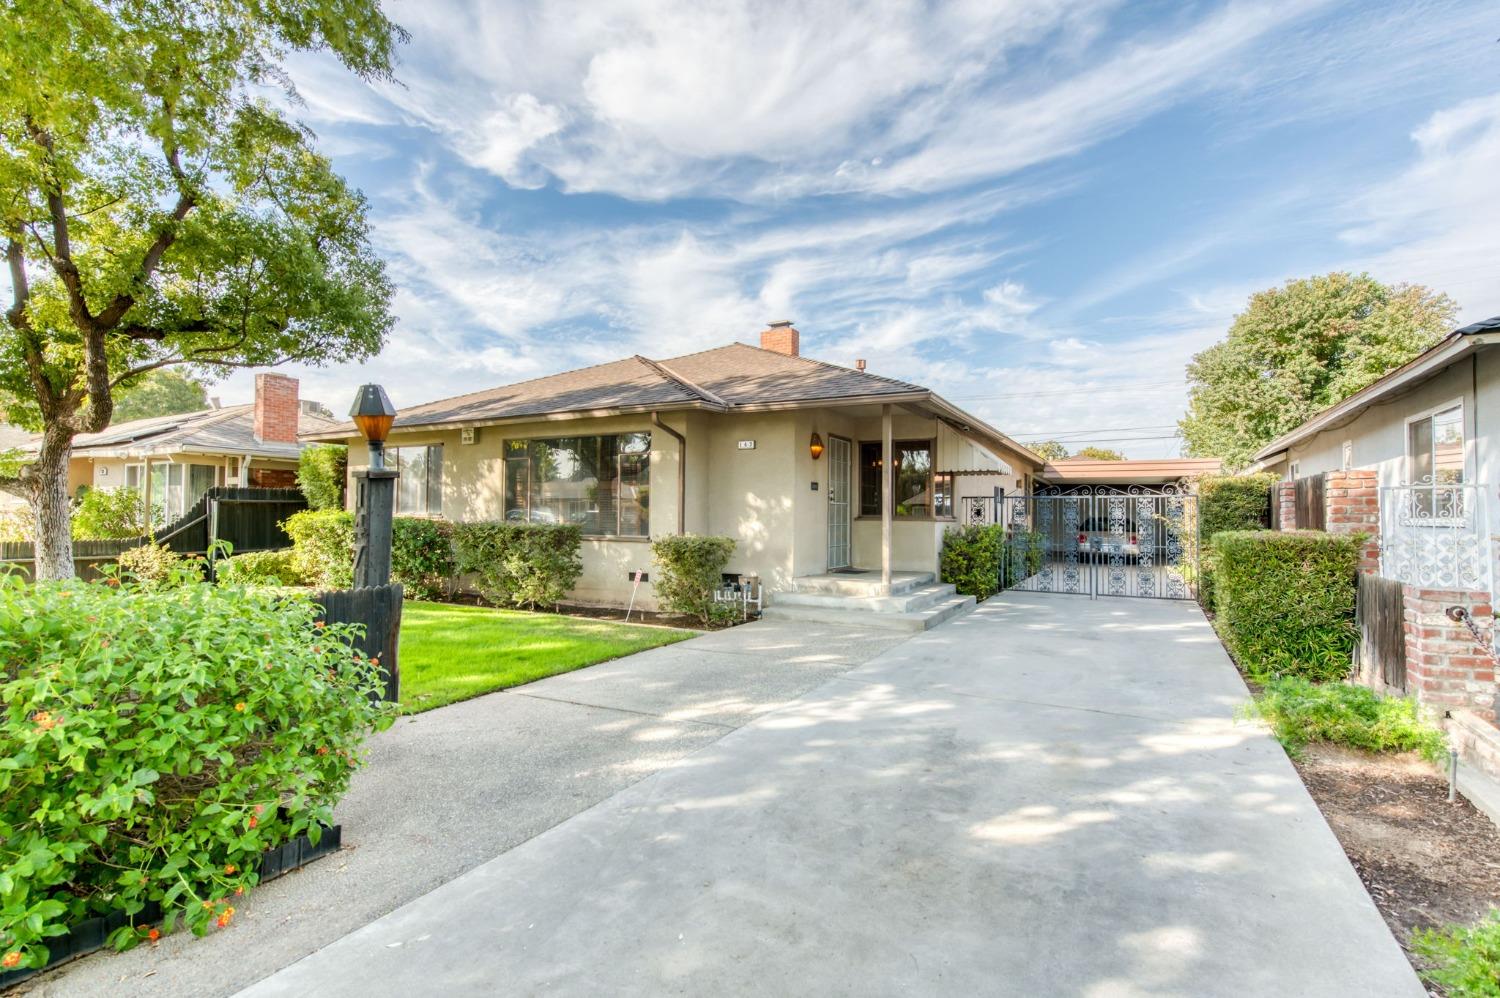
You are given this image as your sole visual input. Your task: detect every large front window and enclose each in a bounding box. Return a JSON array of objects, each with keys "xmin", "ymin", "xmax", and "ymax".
[
  {"xmin": 503, "ymin": 433, "xmax": 650, "ymax": 536},
  {"xmin": 859, "ymin": 440, "xmax": 953, "ymax": 518},
  {"xmin": 389, "ymin": 444, "xmax": 443, "ymax": 515},
  {"xmin": 1407, "ymin": 402, "xmax": 1465, "ymax": 519}
]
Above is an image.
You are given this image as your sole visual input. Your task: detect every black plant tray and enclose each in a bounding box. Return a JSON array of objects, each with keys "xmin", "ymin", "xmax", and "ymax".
[{"xmin": 0, "ymin": 823, "xmax": 341, "ymax": 988}]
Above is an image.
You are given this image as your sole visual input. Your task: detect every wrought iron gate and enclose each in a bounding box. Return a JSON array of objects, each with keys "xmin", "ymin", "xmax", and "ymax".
[{"xmin": 963, "ymin": 485, "xmax": 1199, "ymax": 600}]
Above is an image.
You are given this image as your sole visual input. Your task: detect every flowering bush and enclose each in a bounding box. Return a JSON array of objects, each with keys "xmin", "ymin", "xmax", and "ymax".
[
  {"xmin": 283, "ymin": 509, "xmax": 356, "ymax": 589},
  {"xmin": 0, "ymin": 573, "xmax": 394, "ymax": 971},
  {"xmin": 215, "ymin": 549, "xmax": 305, "ymax": 587},
  {"xmin": 115, "ymin": 541, "xmax": 186, "ymax": 587}
]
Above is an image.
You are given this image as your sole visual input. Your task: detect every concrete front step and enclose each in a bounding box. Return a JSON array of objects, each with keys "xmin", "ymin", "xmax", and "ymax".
[
  {"xmin": 791, "ymin": 572, "xmax": 934, "ymax": 598},
  {"xmin": 771, "ymin": 582, "xmax": 959, "ymax": 615},
  {"xmin": 760, "ymin": 593, "xmax": 977, "ymax": 632}
]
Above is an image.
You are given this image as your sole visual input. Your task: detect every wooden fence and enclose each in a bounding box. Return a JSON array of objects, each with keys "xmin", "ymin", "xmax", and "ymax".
[
  {"xmin": 1, "ymin": 487, "xmax": 306, "ymax": 578},
  {"xmin": 1294, "ymin": 474, "xmax": 1326, "ymax": 531},
  {"xmin": 314, "ymin": 583, "xmax": 403, "ymax": 703},
  {"xmin": 1356, "ymin": 572, "xmax": 1406, "ymax": 692}
]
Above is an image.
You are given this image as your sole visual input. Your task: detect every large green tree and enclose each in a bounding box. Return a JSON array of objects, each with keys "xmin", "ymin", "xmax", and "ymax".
[
  {"xmin": 1026, "ymin": 439, "xmax": 1069, "ymax": 461},
  {"xmin": 1180, "ymin": 273, "xmax": 1455, "ymax": 470},
  {"xmin": 0, "ymin": 0, "xmax": 403, "ymax": 578},
  {"xmin": 111, "ymin": 369, "xmax": 209, "ymax": 422},
  {"xmin": 1073, "ymin": 446, "xmax": 1125, "ymax": 461}
]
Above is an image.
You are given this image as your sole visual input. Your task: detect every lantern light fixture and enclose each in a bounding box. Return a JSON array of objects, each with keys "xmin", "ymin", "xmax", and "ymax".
[
  {"xmin": 809, "ymin": 432, "xmax": 824, "ymax": 460},
  {"xmin": 349, "ymin": 384, "xmax": 397, "ymax": 469}
]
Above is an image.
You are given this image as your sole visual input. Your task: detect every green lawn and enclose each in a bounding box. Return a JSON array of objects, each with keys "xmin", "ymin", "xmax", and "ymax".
[{"xmin": 397, "ymin": 602, "xmax": 692, "ymax": 714}]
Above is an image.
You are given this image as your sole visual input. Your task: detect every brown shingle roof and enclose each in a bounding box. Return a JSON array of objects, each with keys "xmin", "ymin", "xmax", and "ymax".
[
  {"xmin": 326, "ymin": 343, "xmax": 927, "ymax": 436},
  {"xmin": 58, "ymin": 405, "xmax": 341, "ymax": 460}
]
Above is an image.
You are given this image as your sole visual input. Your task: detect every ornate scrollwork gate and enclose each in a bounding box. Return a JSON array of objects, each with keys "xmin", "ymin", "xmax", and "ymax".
[{"xmin": 962, "ymin": 485, "xmax": 1199, "ymax": 600}]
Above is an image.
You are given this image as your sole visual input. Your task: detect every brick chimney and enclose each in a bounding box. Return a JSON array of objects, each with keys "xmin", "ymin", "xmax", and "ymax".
[
  {"xmin": 253, "ymin": 372, "xmax": 300, "ymax": 443},
  {"xmin": 759, "ymin": 320, "xmax": 800, "ymax": 357}
]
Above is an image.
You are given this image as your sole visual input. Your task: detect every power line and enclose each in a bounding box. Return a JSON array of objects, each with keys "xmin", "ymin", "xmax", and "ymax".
[
  {"xmin": 949, "ymin": 381, "xmax": 1186, "ymax": 402},
  {"xmin": 1014, "ymin": 423, "xmax": 1181, "ymax": 437}
]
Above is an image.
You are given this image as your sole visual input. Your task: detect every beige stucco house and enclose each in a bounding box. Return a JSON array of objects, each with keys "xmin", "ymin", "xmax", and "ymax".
[
  {"xmin": 41, "ymin": 373, "xmax": 337, "ymax": 524},
  {"xmin": 306, "ymin": 323, "xmax": 1044, "ymax": 609}
]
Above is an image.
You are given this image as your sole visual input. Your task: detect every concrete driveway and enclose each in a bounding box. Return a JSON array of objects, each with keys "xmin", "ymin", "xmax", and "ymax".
[{"xmin": 242, "ymin": 594, "xmax": 1422, "ymax": 997}]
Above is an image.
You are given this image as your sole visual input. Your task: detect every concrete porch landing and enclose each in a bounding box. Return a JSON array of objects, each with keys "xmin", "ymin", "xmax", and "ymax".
[{"xmin": 760, "ymin": 570, "xmax": 975, "ymax": 632}]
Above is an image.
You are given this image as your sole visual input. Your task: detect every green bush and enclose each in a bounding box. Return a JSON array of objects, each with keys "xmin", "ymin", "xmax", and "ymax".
[
  {"xmin": 71, "ymin": 487, "xmax": 147, "ymax": 540},
  {"xmin": 390, "ymin": 518, "xmax": 456, "ymax": 600},
  {"xmin": 284, "ymin": 509, "xmax": 355, "ymax": 589},
  {"xmin": 1211, "ymin": 530, "xmax": 1361, "ymax": 680},
  {"xmin": 115, "ymin": 542, "xmax": 186, "ymax": 588},
  {"xmin": 0, "ymin": 573, "xmax": 394, "ymax": 970},
  {"xmin": 0, "ymin": 506, "xmax": 34, "ymax": 543},
  {"xmin": 453, "ymin": 522, "xmax": 583, "ymax": 610},
  {"xmin": 215, "ymin": 549, "xmax": 304, "ymax": 587},
  {"xmin": 1245, "ymin": 677, "xmax": 1446, "ymax": 761},
  {"xmin": 940, "ymin": 524, "xmax": 1005, "ymax": 599},
  {"xmin": 297, "ymin": 445, "xmax": 348, "ymax": 511},
  {"xmin": 650, "ymin": 534, "xmax": 736, "ymax": 625},
  {"xmin": 1415, "ymin": 910, "xmax": 1500, "ymax": 997},
  {"xmin": 1196, "ymin": 473, "xmax": 1278, "ymax": 609}
]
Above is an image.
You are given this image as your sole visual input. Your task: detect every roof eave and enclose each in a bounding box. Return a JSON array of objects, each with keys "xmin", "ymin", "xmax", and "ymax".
[
  {"xmin": 298, "ymin": 399, "xmax": 726, "ymax": 442},
  {"xmin": 1251, "ymin": 332, "xmax": 1490, "ymax": 461}
]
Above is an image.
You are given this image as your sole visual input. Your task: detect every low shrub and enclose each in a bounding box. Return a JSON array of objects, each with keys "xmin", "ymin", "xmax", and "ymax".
[
  {"xmin": 940, "ymin": 524, "xmax": 1005, "ymax": 599},
  {"xmin": 453, "ymin": 522, "xmax": 583, "ymax": 610},
  {"xmin": 0, "ymin": 506, "xmax": 34, "ymax": 543},
  {"xmin": 215, "ymin": 549, "xmax": 304, "ymax": 587},
  {"xmin": 115, "ymin": 542, "xmax": 185, "ymax": 588},
  {"xmin": 1195, "ymin": 473, "xmax": 1278, "ymax": 610},
  {"xmin": 0, "ymin": 573, "xmax": 394, "ymax": 970},
  {"xmin": 1414, "ymin": 910, "xmax": 1500, "ymax": 997},
  {"xmin": 286, "ymin": 510, "xmax": 458, "ymax": 599},
  {"xmin": 283, "ymin": 509, "xmax": 355, "ymax": 589},
  {"xmin": 297, "ymin": 445, "xmax": 348, "ymax": 511},
  {"xmin": 650, "ymin": 534, "xmax": 737, "ymax": 625},
  {"xmin": 1244, "ymin": 677, "xmax": 1446, "ymax": 762},
  {"xmin": 1211, "ymin": 530, "xmax": 1361, "ymax": 680},
  {"xmin": 71, "ymin": 487, "xmax": 147, "ymax": 540},
  {"xmin": 390, "ymin": 518, "xmax": 456, "ymax": 601}
]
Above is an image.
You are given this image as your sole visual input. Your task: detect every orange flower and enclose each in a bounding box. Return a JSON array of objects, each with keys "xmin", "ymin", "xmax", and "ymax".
[
  {"xmin": 147, "ymin": 927, "xmax": 161, "ymax": 942},
  {"xmin": 234, "ymin": 702, "xmax": 246, "ymax": 712},
  {"xmin": 202, "ymin": 900, "xmax": 215, "ymax": 911},
  {"xmin": 32, "ymin": 710, "xmax": 58, "ymax": 732},
  {"xmin": 216, "ymin": 907, "xmax": 235, "ymax": 928},
  {"xmin": 314, "ymin": 620, "xmax": 326, "ymax": 629},
  {"xmin": 369, "ymin": 657, "xmax": 379, "ymax": 666},
  {"xmin": 234, "ymin": 885, "xmax": 245, "ymax": 897},
  {"xmin": 224, "ymin": 863, "xmax": 237, "ymax": 874},
  {"xmin": 248, "ymin": 816, "xmax": 258, "ymax": 829},
  {"xmin": 317, "ymin": 746, "xmax": 329, "ymax": 756},
  {"xmin": 253, "ymin": 803, "xmax": 265, "ymax": 815},
  {"xmin": 2, "ymin": 951, "xmax": 21, "ymax": 968}
]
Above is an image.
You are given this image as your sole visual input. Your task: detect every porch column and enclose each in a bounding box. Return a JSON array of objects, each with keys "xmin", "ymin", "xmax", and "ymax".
[{"xmin": 882, "ymin": 403, "xmax": 892, "ymax": 594}]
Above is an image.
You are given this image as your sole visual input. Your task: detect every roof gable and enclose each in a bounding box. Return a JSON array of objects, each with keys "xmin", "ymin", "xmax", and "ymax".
[{"xmin": 657, "ymin": 343, "xmax": 923, "ymax": 405}]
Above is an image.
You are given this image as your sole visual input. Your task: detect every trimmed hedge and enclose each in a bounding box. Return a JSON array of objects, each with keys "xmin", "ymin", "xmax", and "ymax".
[
  {"xmin": 284, "ymin": 511, "xmax": 458, "ymax": 599},
  {"xmin": 215, "ymin": 549, "xmax": 304, "ymax": 587},
  {"xmin": 651, "ymin": 534, "xmax": 737, "ymax": 625},
  {"xmin": 283, "ymin": 509, "xmax": 355, "ymax": 590},
  {"xmin": 1211, "ymin": 530, "xmax": 1362, "ymax": 680},
  {"xmin": 1196, "ymin": 473, "xmax": 1278, "ymax": 609},
  {"xmin": 452, "ymin": 522, "xmax": 583, "ymax": 610},
  {"xmin": 297, "ymin": 444, "xmax": 348, "ymax": 511},
  {"xmin": 389, "ymin": 518, "xmax": 456, "ymax": 601},
  {"xmin": 940, "ymin": 524, "xmax": 1005, "ymax": 599},
  {"xmin": 0, "ymin": 573, "xmax": 393, "ymax": 969}
]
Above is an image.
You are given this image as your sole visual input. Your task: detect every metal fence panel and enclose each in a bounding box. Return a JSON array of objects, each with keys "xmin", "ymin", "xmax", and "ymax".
[{"xmin": 1378, "ymin": 478, "xmax": 1492, "ymax": 594}]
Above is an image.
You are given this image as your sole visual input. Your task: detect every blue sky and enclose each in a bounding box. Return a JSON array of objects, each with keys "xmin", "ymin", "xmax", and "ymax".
[{"xmin": 221, "ymin": 0, "xmax": 1500, "ymax": 458}]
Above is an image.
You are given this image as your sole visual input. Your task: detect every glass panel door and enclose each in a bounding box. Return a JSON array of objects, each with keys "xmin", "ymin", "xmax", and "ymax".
[{"xmin": 827, "ymin": 436, "xmax": 852, "ymax": 570}]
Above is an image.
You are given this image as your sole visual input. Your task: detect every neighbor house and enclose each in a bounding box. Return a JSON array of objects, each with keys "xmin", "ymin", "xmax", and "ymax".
[
  {"xmin": 1249, "ymin": 314, "xmax": 1500, "ymax": 781},
  {"xmin": 305, "ymin": 323, "xmax": 1044, "ymax": 609},
  {"xmin": 35, "ymin": 373, "xmax": 338, "ymax": 524}
]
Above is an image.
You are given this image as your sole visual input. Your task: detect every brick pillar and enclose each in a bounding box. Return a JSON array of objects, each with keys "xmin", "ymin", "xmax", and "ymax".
[
  {"xmin": 1276, "ymin": 480, "xmax": 1296, "ymax": 530},
  {"xmin": 758, "ymin": 321, "xmax": 800, "ymax": 356},
  {"xmin": 1324, "ymin": 469, "xmax": 1379, "ymax": 573},
  {"xmin": 253, "ymin": 373, "xmax": 300, "ymax": 444},
  {"xmin": 1402, "ymin": 587, "xmax": 1497, "ymax": 722}
]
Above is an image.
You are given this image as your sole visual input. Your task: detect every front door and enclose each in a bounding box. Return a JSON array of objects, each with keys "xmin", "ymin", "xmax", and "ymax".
[{"xmin": 827, "ymin": 435, "xmax": 852, "ymax": 569}]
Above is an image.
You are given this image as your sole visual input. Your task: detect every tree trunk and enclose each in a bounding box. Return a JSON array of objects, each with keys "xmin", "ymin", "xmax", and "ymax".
[{"xmin": 30, "ymin": 426, "xmax": 76, "ymax": 580}]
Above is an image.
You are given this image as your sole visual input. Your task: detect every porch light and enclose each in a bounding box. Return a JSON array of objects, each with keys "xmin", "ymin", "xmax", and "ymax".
[
  {"xmin": 809, "ymin": 432, "xmax": 824, "ymax": 460},
  {"xmin": 350, "ymin": 384, "xmax": 397, "ymax": 469}
]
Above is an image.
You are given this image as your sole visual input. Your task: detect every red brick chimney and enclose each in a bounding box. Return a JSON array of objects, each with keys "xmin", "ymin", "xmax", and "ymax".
[
  {"xmin": 253, "ymin": 372, "xmax": 300, "ymax": 443},
  {"xmin": 759, "ymin": 320, "xmax": 800, "ymax": 357}
]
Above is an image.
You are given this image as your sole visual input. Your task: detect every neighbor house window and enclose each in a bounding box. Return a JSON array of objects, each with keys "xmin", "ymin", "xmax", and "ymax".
[
  {"xmin": 1407, "ymin": 402, "xmax": 1464, "ymax": 518},
  {"xmin": 503, "ymin": 433, "xmax": 650, "ymax": 536},
  {"xmin": 389, "ymin": 444, "xmax": 443, "ymax": 515},
  {"xmin": 859, "ymin": 441, "xmax": 953, "ymax": 518}
]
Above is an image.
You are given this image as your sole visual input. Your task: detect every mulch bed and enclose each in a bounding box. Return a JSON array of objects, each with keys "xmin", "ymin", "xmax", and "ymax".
[{"xmin": 1291, "ymin": 743, "xmax": 1500, "ymax": 982}]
